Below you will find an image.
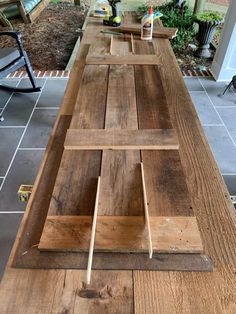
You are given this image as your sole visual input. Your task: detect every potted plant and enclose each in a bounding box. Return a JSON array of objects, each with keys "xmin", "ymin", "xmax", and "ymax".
[{"xmin": 194, "ymin": 11, "xmax": 224, "ymax": 58}]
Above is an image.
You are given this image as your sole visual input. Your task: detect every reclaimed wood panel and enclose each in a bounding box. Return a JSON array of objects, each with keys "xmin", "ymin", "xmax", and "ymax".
[
  {"xmin": 98, "ymin": 64, "xmax": 144, "ymax": 216},
  {"xmin": 39, "ymin": 216, "xmax": 203, "ymax": 254},
  {"xmin": 134, "ymin": 41, "xmax": 193, "ymax": 217},
  {"xmin": 47, "ymin": 65, "xmax": 108, "ymax": 216},
  {"xmin": 0, "ymin": 269, "xmax": 133, "ymax": 314},
  {"xmin": 133, "ymin": 18, "xmax": 236, "ymax": 313},
  {"xmin": 64, "ymin": 129, "xmax": 179, "ymax": 150}
]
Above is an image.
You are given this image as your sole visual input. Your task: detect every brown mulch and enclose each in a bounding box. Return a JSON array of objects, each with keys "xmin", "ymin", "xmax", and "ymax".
[{"xmin": 0, "ymin": 1, "xmax": 86, "ymax": 70}]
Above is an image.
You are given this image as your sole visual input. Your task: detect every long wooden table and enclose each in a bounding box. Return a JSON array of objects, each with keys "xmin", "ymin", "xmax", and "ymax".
[{"xmin": 0, "ymin": 13, "xmax": 236, "ymax": 313}]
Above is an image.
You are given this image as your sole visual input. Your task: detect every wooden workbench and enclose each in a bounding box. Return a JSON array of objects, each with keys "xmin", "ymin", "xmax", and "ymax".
[{"xmin": 0, "ymin": 13, "xmax": 236, "ymax": 313}]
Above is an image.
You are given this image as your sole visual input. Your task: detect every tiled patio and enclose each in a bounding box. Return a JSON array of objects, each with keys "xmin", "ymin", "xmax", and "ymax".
[{"xmin": 0, "ymin": 76, "xmax": 235, "ymax": 281}]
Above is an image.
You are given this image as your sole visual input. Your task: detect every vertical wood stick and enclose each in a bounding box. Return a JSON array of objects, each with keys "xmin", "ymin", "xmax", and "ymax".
[
  {"xmin": 86, "ymin": 176, "xmax": 101, "ymax": 284},
  {"xmin": 110, "ymin": 35, "xmax": 113, "ymax": 55},
  {"xmin": 140, "ymin": 162, "xmax": 153, "ymax": 258},
  {"xmin": 131, "ymin": 33, "xmax": 135, "ymax": 54}
]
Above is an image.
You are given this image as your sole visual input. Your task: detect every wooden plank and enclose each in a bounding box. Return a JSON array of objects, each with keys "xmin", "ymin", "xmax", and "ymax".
[
  {"xmin": 98, "ymin": 64, "xmax": 144, "ymax": 216},
  {"xmin": 64, "ymin": 129, "xmax": 179, "ymax": 150},
  {"xmin": 0, "ymin": 269, "xmax": 134, "ymax": 314},
  {"xmin": 39, "ymin": 216, "xmax": 203, "ymax": 254},
  {"xmin": 119, "ymin": 24, "xmax": 178, "ymax": 39},
  {"xmin": 86, "ymin": 54, "xmax": 161, "ymax": 65},
  {"xmin": 133, "ymin": 16, "xmax": 236, "ymax": 312},
  {"xmin": 47, "ymin": 65, "xmax": 108, "ymax": 216},
  {"xmin": 134, "ymin": 42, "xmax": 193, "ymax": 217}
]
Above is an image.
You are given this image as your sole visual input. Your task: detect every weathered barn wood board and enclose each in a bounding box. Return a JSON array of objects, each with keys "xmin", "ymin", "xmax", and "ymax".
[
  {"xmin": 86, "ymin": 54, "xmax": 162, "ymax": 65},
  {"xmin": 2, "ymin": 14, "xmax": 233, "ymax": 313},
  {"xmin": 98, "ymin": 64, "xmax": 144, "ymax": 216},
  {"xmin": 47, "ymin": 65, "xmax": 108, "ymax": 216},
  {"xmin": 39, "ymin": 216, "xmax": 203, "ymax": 254},
  {"xmin": 119, "ymin": 24, "xmax": 178, "ymax": 39},
  {"xmin": 64, "ymin": 129, "xmax": 179, "ymax": 150},
  {"xmin": 134, "ymin": 41, "xmax": 193, "ymax": 217}
]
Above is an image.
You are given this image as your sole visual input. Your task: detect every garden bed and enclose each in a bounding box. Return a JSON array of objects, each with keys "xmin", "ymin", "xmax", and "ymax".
[{"xmin": 0, "ymin": 1, "xmax": 86, "ymax": 70}]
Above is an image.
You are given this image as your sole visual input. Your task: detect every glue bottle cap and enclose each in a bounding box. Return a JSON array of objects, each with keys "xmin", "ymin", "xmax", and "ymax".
[{"xmin": 149, "ymin": 6, "xmax": 153, "ymax": 15}]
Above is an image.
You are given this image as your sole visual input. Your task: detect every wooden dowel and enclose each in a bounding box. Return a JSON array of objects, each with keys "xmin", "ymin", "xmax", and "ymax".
[
  {"xmin": 130, "ymin": 33, "xmax": 135, "ymax": 54},
  {"xmin": 110, "ymin": 35, "xmax": 113, "ymax": 55},
  {"xmin": 141, "ymin": 162, "xmax": 153, "ymax": 259},
  {"xmin": 86, "ymin": 176, "xmax": 101, "ymax": 284}
]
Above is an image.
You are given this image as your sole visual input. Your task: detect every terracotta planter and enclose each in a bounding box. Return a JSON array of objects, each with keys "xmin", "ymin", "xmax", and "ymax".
[{"xmin": 195, "ymin": 20, "xmax": 223, "ymax": 58}]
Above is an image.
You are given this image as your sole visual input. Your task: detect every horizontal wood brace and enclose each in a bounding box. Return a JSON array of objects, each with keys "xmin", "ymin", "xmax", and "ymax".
[
  {"xmin": 39, "ymin": 216, "xmax": 203, "ymax": 254},
  {"xmin": 119, "ymin": 24, "xmax": 178, "ymax": 39},
  {"xmin": 86, "ymin": 54, "xmax": 162, "ymax": 65},
  {"xmin": 64, "ymin": 129, "xmax": 179, "ymax": 150}
]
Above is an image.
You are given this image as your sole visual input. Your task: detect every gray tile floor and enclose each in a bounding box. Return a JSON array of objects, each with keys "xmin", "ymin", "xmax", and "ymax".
[
  {"xmin": 0, "ymin": 76, "xmax": 236, "ymax": 281},
  {"xmin": 0, "ymin": 77, "xmax": 68, "ymax": 280}
]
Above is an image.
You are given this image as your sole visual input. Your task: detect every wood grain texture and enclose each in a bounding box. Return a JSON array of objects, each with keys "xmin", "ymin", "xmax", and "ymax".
[
  {"xmin": 0, "ymin": 269, "xmax": 133, "ymax": 314},
  {"xmin": 47, "ymin": 65, "xmax": 108, "ymax": 216},
  {"xmin": 1, "ymin": 15, "xmax": 235, "ymax": 314},
  {"xmin": 98, "ymin": 65, "xmax": 144, "ymax": 216},
  {"xmin": 64, "ymin": 129, "xmax": 179, "ymax": 150},
  {"xmin": 86, "ymin": 54, "xmax": 162, "ymax": 65},
  {"xmin": 119, "ymin": 24, "xmax": 178, "ymax": 39},
  {"xmin": 39, "ymin": 216, "xmax": 203, "ymax": 254},
  {"xmin": 133, "ymin": 15, "xmax": 236, "ymax": 313},
  {"xmin": 134, "ymin": 41, "xmax": 193, "ymax": 217}
]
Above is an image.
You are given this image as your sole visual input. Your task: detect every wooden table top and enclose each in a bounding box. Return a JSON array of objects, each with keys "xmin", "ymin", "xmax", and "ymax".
[{"xmin": 0, "ymin": 13, "xmax": 235, "ymax": 313}]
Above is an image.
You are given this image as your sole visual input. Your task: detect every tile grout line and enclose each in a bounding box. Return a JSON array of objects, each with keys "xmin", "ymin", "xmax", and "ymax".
[
  {"xmin": 214, "ymin": 105, "xmax": 236, "ymax": 108},
  {"xmin": 198, "ymin": 78, "xmax": 236, "ymax": 147},
  {"xmin": 0, "ymin": 78, "xmax": 48, "ymax": 192},
  {"xmin": 0, "ymin": 126, "xmax": 25, "ymax": 128},
  {"xmin": 0, "ymin": 211, "xmax": 24, "ymax": 214},
  {"xmin": 188, "ymin": 90, "xmax": 205, "ymax": 93},
  {"xmin": 202, "ymin": 124, "xmax": 224, "ymax": 127},
  {"xmin": 35, "ymin": 107, "xmax": 60, "ymax": 110},
  {"xmin": 0, "ymin": 79, "xmax": 22, "ymax": 116},
  {"xmin": 18, "ymin": 148, "xmax": 45, "ymax": 151}
]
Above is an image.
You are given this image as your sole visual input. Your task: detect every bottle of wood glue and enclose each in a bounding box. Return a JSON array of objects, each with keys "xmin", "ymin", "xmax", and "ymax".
[{"xmin": 141, "ymin": 6, "xmax": 154, "ymax": 40}]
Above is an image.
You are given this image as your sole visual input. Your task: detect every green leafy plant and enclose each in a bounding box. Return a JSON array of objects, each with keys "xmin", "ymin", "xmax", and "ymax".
[
  {"xmin": 138, "ymin": 1, "xmax": 195, "ymax": 52},
  {"xmin": 50, "ymin": 0, "xmax": 61, "ymax": 4},
  {"xmin": 195, "ymin": 11, "xmax": 223, "ymax": 22}
]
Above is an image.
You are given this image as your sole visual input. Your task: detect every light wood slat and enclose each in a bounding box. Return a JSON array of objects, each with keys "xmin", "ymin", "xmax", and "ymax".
[
  {"xmin": 86, "ymin": 176, "xmax": 101, "ymax": 285},
  {"xmin": 141, "ymin": 162, "xmax": 153, "ymax": 259},
  {"xmin": 64, "ymin": 129, "xmax": 179, "ymax": 150},
  {"xmin": 39, "ymin": 216, "xmax": 203, "ymax": 254},
  {"xmin": 119, "ymin": 24, "xmax": 178, "ymax": 39},
  {"xmin": 98, "ymin": 64, "xmax": 144, "ymax": 216},
  {"xmin": 86, "ymin": 54, "xmax": 161, "ymax": 65}
]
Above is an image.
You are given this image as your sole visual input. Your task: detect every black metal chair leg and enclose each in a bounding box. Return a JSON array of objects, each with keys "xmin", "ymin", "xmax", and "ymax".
[
  {"xmin": 23, "ymin": 51, "xmax": 37, "ymax": 89},
  {"xmin": 222, "ymin": 80, "xmax": 233, "ymax": 95}
]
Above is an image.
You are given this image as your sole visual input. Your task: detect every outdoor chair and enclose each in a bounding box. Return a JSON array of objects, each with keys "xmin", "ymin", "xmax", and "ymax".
[
  {"xmin": 222, "ymin": 75, "xmax": 236, "ymax": 95},
  {"xmin": 0, "ymin": 31, "xmax": 41, "ymax": 121}
]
